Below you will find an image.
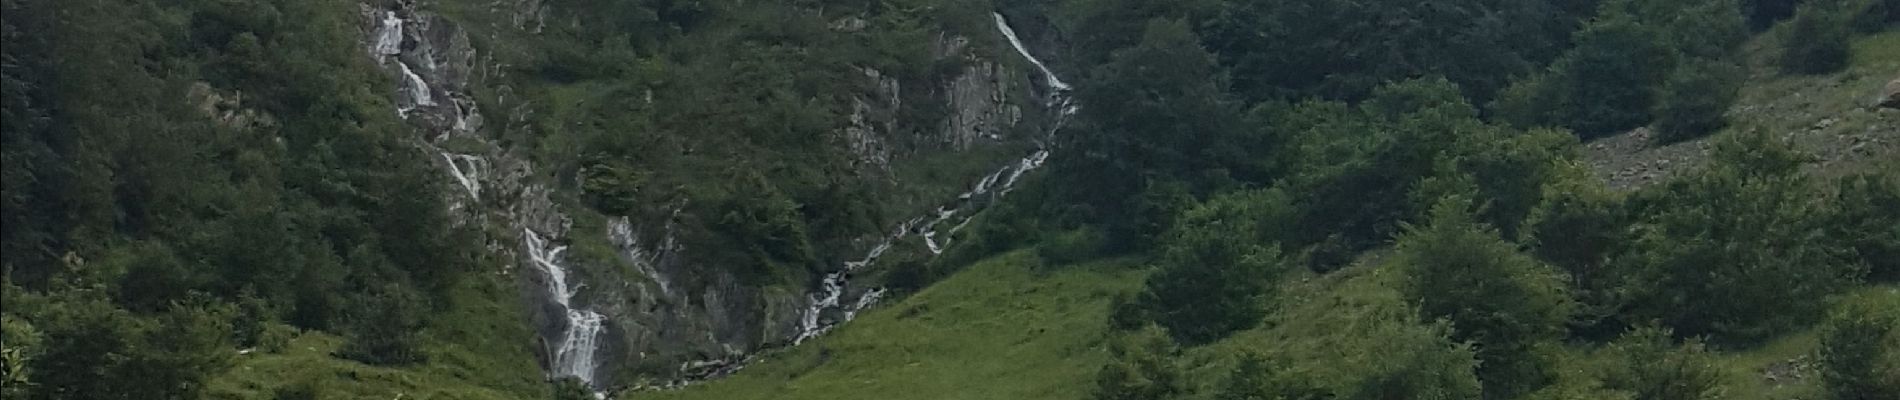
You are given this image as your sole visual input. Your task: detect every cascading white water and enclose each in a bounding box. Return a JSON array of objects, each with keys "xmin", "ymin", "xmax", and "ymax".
[
  {"xmin": 373, "ymin": 5, "xmax": 609, "ymax": 393},
  {"xmin": 374, "ymin": 12, "xmax": 403, "ymax": 57},
  {"xmin": 525, "ymin": 228, "xmax": 608, "ymax": 384},
  {"xmin": 609, "ymin": 216, "xmax": 675, "ymax": 297},
  {"xmin": 788, "ymin": 12, "xmax": 1077, "ymax": 346},
  {"xmin": 398, "ymin": 62, "xmax": 435, "ymax": 113},
  {"xmin": 440, "ymin": 152, "xmax": 485, "ymax": 199},
  {"xmin": 993, "ymin": 13, "xmax": 1069, "ymax": 91}
]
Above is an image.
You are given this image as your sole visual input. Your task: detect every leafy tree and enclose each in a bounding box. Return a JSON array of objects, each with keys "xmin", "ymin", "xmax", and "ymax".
[
  {"xmin": 1614, "ymin": 132, "xmax": 1858, "ymax": 344},
  {"xmin": 1395, "ymin": 199, "xmax": 1574, "ymax": 398},
  {"xmin": 1547, "ymin": 17, "xmax": 1678, "ymax": 137},
  {"xmin": 1216, "ymin": 353, "xmax": 1325, "ymax": 400},
  {"xmin": 1744, "ymin": 0, "xmax": 1805, "ymax": 30},
  {"xmin": 1052, "ymin": 0, "xmax": 1214, "ymax": 69},
  {"xmin": 1201, "ymin": 0, "xmax": 1588, "ymax": 102},
  {"xmin": 1052, "ymin": 17, "xmax": 1242, "ymax": 251},
  {"xmin": 338, "ymin": 284, "xmax": 429, "ymax": 366},
  {"xmin": 30, "ymin": 297, "xmax": 234, "ymax": 400},
  {"xmin": 129, "ymin": 301, "xmax": 237, "ymax": 400},
  {"xmin": 1781, "ymin": 0, "xmax": 1854, "ymax": 74},
  {"xmin": 1522, "ymin": 166, "xmax": 1634, "ymax": 339},
  {"xmin": 1596, "ymin": 327, "xmax": 1728, "ymax": 400},
  {"xmin": 273, "ymin": 379, "xmax": 323, "ymax": 400},
  {"xmin": 1, "ymin": 313, "xmax": 41, "ymax": 399},
  {"xmin": 1136, "ymin": 208, "xmax": 1287, "ymax": 345},
  {"xmin": 1093, "ymin": 326, "xmax": 1182, "ymax": 400},
  {"xmin": 1817, "ymin": 291, "xmax": 1900, "ymax": 400},
  {"xmin": 552, "ymin": 377, "xmax": 597, "ymax": 400},
  {"xmin": 1320, "ymin": 312, "xmax": 1484, "ymax": 400},
  {"xmin": 1653, "ymin": 59, "xmax": 1745, "ymax": 143},
  {"xmin": 1288, "ymin": 78, "xmax": 1569, "ymax": 269},
  {"xmin": 1831, "ymin": 173, "xmax": 1900, "ymax": 282}
]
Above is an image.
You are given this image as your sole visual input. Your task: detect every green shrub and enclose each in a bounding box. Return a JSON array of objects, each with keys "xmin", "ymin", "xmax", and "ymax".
[
  {"xmin": 1782, "ymin": 1, "xmax": 1854, "ymax": 75},
  {"xmin": 1092, "ymin": 326, "xmax": 1182, "ymax": 400},
  {"xmin": 1596, "ymin": 327, "xmax": 1728, "ymax": 400},
  {"xmin": 1653, "ymin": 60, "xmax": 1745, "ymax": 143},
  {"xmin": 1615, "ymin": 132, "xmax": 1856, "ymax": 344},
  {"xmin": 1548, "ymin": 17, "xmax": 1679, "ymax": 138},
  {"xmin": 1818, "ymin": 291, "xmax": 1900, "ymax": 400},
  {"xmin": 257, "ymin": 323, "xmax": 298, "ymax": 354},
  {"xmin": 1037, "ymin": 228, "xmax": 1110, "ymax": 266},
  {"xmin": 338, "ymin": 284, "xmax": 428, "ymax": 366},
  {"xmin": 552, "ymin": 377, "xmax": 596, "ymax": 400},
  {"xmin": 1136, "ymin": 220, "xmax": 1288, "ymax": 346},
  {"xmin": 1831, "ymin": 173, "xmax": 1900, "ymax": 283},
  {"xmin": 1214, "ymin": 353, "xmax": 1326, "ymax": 400},
  {"xmin": 1523, "ymin": 167, "xmax": 1633, "ymax": 339},
  {"xmin": 1395, "ymin": 199, "xmax": 1574, "ymax": 397},
  {"xmin": 273, "ymin": 378, "xmax": 323, "ymax": 400}
]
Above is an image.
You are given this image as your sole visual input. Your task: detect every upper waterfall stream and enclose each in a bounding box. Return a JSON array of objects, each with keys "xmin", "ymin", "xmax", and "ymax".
[{"xmin": 786, "ymin": 10, "xmax": 1077, "ymax": 348}]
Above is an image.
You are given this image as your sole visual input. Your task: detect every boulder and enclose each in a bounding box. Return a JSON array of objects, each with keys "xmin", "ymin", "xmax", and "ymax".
[{"xmin": 1882, "ymin": 77, "xmax": 1900, "ymax": 109}]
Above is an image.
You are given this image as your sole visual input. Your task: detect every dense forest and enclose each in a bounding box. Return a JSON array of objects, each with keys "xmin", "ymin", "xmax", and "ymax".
[{"xmin": 3, "ymin": 0, "xmax": 1898, "ymax": 399}]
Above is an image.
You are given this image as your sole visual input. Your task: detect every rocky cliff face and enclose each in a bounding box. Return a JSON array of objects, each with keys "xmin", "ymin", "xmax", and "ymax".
[{"xmin": 357, "ymin": 0, "xmax": 1047, "ymax": 390}]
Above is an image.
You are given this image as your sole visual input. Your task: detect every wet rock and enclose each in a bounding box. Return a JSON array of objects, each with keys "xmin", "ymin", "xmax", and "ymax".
[{"xmin": 1877, "ymin": 77, "xmax": 1900, "ymax": 109}]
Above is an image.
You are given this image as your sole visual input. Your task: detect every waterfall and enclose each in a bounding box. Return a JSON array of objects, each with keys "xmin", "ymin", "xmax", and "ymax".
[
  {"xmin": 374, "ymin": 12, "xmax": 403, "ymax": 57},
  {"xmin": 371, "ymin": 6, "xmax": 608, "ymax": 391},
  {"xmin": 609, "ymin": 216, "xmax": 675, "ymax": 297},
  {"xmin": 787, "ymin": 11, "xmax": 1077, "ymax": 346},
  {"xmin": 525, "ymin": 229, "xmax": 608, "ymax": 384},
  {"xmin": 439, "ymin": 152, "xmax": 485, "ymax": 199},
  {"xmin": 993, "ymin": 13, "xmax": 1069, "ymax": 91},
  {"xmin": 397, "ymin": 61, "xmax": 435, "ymax": 117}
]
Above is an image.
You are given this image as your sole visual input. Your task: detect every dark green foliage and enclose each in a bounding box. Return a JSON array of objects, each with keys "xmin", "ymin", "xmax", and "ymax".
[
  {"xmin": 1832, "ymin": 174, "xmax": 1900, "ymax": 282},
  {"xmin": 1542, "ymin": 17, "xmax": 1679, "ymax": 137},
  {"xmin": 1051, "ymin": 0, "xmax": 1214, "ymax": 70},
  {"xmin": 1395, "ymin": 200, "xmax": 1574, "ymax": 398},
  {"xmin": 1, "ymin": 313, "xmax": 42, "ymax": 399},
  {"xmin": 1136, "ymin": 223, "xmax": 1285, "ymax": 346},
  {"xmin": 1596, "ymin": 327, "xmax": 1728, "ymax": 400},
  {"xmin": 1131, "ymin": 191, "xmax": 1295, "ymax": 345},
  {"xmin": 1495, "ymin": 0, "xmax": 1748, "ymax": 139},
  {"xmin": 1745, "ymin": 0, "xmax": 1805, "ymax": 30},
  {"xmin": 28, "ymin": 297, "xmax": 234, "ymax": 400},
  {"xmin": 1522, "ymin": 168, "xmax": 1635, "ymax": 339},
  {"xmin": 1092, "ymin": 326, "xmax": 1182, "ymax": 400},
  {"xmin": 1215, "ymin": 353, "xmax": 1325, "ymax": 400},
  {"xmin": 552, "ymin": 377, "xmax": 596, "ymax": 400},
  {"xmin": 272, "ymin": 379, "xmax": 323, "ymax": 400},
  {"xmin": 3, "ymin": 0, "xmax": 482, "ymax": 392},
  {"xmin": 1050, "ymin": 18, "xmax": 1241, "ymax": 251},
  {"xmin": 1614, "ymin": 132, "xmax": 1858, "ymax": 344},
  {"xmin": 1198, "ymin": 0, "xmax": 1590, "ymax": 103},
  {"xmin": 1285, "ymin": 78, "xmax": 1570, "ymax": 270},
  {"xmin": 338, "ymin": 284, "xmax": 429, "ymax": 366},
  {"xmin": 1287, "ymin": 309, "xmax": 1485, "ymax": 400},
  {"xmin": 1782, "ymin": 0, "xmax": 1855, "ymax": 74},
  {"xmin": 1851, "ymin": 0, "xmax": 1900, "ymax": 30},
  {"xmin": 708, "ymin": 174, "xmax": 819, "ymax": 283},
  {"xmin": 1037, "ymin": 228, "xmax": 1110, "ymax": 266},
  {"xmin": 1818, "ymin": 291, "xmax": 1900, "ymax": 400},
  {"xmin": 1653, "ymin": 60, "xmax": 1746, "ymax": 143}
]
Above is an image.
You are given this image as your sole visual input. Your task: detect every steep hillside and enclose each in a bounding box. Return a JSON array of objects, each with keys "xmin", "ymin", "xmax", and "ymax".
[
  {"xmin": 644, "ymin": 251, "xmax": 1141, "ymax": 400},
  {"xmin": 1584, "ymin": 30, "xmax": 1900, "ymax": 190},
  {"xmin": 5, "ymin": 0, "xmax": 1896, "ymax": 399}
]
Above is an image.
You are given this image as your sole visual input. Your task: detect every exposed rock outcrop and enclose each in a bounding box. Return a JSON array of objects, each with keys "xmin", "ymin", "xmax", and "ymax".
[
  {"xmin": 361, "ymin": 0, "xmax": 1049, "ymax": 391},
  {"xmin": 1881, "ymin": 77, "xmax": 1899, "ymax": 109}
]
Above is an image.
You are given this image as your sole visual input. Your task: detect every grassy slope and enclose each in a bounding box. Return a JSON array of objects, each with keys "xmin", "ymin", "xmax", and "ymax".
[
  {"xmin": 1585, "ymin": 30, "xmax": 1900, "ymax": 190},
  {"xmin": 207, "ymin": 273, "xmax": 546, "ymax": 400},
  {"xmin": 636, "ymin": 251, "xmax": 1143, "ymax": 400}
]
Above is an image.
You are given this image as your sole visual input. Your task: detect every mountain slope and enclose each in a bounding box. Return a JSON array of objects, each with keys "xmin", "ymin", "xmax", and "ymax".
[{"xmin": 642, "ymin": 251, "xmax": 1141, "ymax": 400}]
